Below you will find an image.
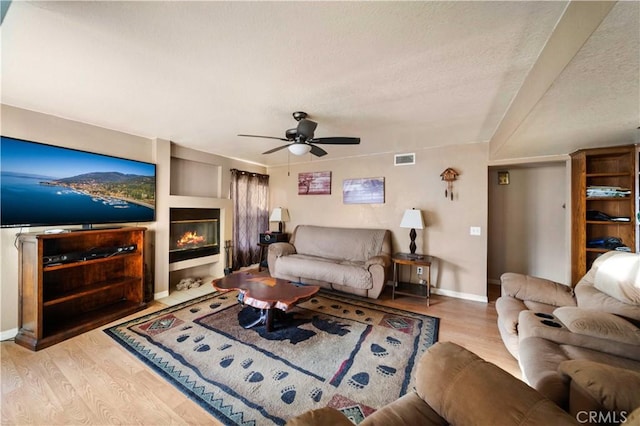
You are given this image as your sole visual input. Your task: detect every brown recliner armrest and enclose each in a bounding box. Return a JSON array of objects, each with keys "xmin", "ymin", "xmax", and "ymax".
[
  {"xmin": 286, "ymin": 407, "xmax": 352, "ymax": 426},
  {"xmin": 501, "ymin": 272, "xmax": 577, "ymax": 307},
  {"xmin": 287, "ymin": 342, "xmax": 577, "ymax": 426}
]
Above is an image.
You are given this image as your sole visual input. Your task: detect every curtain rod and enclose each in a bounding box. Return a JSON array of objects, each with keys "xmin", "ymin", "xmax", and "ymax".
[{"xmin": 230, "ymin": 168, "xmax": 269, "ymax": 179}]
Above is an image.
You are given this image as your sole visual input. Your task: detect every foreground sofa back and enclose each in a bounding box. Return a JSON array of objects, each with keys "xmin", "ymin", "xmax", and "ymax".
[
  {"xmin": 268, "ymin": 225, "xmax": 391, "ymax": 299},
  {"xmin": 287, "ymin": 342, "xmax": 578, "ymax": 426}
]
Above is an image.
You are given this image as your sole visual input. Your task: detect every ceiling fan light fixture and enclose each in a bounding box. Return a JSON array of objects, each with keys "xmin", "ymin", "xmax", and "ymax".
[
  {"xmin": 288, "ymin": 143, "xmax": 312, "ymax": 156},
  {"xmin": 240, "ymin": 111, "xmax": 360, "ymax": 157}
]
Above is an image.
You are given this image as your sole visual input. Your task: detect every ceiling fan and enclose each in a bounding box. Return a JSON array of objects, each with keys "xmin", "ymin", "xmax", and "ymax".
[{"xmin": 238, "ymin": 111, "xmax": 360, "ymax": 157}]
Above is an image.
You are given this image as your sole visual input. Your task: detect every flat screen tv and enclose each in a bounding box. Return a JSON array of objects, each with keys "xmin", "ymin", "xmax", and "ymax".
[{"xmin": 1, "ymin": 136, "xmax": 156, "ymax": 229}]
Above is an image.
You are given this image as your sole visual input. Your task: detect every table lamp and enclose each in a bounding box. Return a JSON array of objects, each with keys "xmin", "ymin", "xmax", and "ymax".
[
  {"xmin": 269, "ymin": 207, "xmax": 290, "ymax": 233},
  {"xmin": 400, "ymin": 208, "xmax": 424, "ymax": 257}
]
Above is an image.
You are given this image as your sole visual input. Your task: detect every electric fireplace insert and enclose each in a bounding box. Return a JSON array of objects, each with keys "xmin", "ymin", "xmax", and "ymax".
[{"xmin": 169, "ymin": 208, "xmax": 220, "ymax": 263}]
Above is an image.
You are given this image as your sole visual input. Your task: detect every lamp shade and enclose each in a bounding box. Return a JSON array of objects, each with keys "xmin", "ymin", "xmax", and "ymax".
[
  {"xmin": 288, "ymin": 143, "xmax": 312, "ymax": 156},
  {"xmin": 400, "ymin": 208, "xmax": 424, "ymax": 229},
  {"xmin": 269, "ymin": 207, "xmax": 290, "ymax": 222}
]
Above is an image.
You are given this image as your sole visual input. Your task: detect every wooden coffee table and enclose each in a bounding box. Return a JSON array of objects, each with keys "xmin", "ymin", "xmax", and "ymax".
[{"xmin": 212, "ymin": 272, "xmax": 320, "ymax": 332}]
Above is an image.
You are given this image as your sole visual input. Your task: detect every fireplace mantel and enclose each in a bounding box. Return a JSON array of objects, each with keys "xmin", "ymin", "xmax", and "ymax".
[{"xmin": 169, "ymin": 254, "xmax": 221, "ymax": 272}]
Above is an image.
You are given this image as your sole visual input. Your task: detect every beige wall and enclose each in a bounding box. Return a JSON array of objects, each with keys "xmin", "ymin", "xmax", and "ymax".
[
  {"xmin": 0, "ymin": 105, "xmax": 265, "ymax": 336},
  {"xmin": 267, "ymin": 143, "xmax": 490, "ymax": 301},
  {"xmin": 487, "ymin": 163, "xmax": 569, "ymax": 284}
]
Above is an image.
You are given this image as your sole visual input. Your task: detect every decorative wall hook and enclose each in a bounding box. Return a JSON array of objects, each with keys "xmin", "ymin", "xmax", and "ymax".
[{"xmin": 440, "ymin": 168, "xmax": 459, "ymax": 200}]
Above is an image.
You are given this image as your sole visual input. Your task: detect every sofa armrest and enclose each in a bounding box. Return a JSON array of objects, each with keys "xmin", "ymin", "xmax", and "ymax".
[
  {"xmin": 268, "ymin": 243, "xmax": 297, "ymax": 276},
  {"xmin": 415, "ymin": 342, "xmax": 576, "ymax": 425},
  {"xmin": 501, "ymin": 272, "xmax": 576, "ymax": 307},
  {"xmin": 269, "ymin": 242, "xmax": 296, "ymax": 257},
  {"xmin": 365, "ymin": 254, "xmax": 391, "ymax": 269}
]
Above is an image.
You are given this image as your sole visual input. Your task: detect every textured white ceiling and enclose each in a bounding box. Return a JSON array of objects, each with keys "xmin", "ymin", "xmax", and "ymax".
[{"xmin": 1, "ymin": 1, "xmax": 638, "ymax": 166}]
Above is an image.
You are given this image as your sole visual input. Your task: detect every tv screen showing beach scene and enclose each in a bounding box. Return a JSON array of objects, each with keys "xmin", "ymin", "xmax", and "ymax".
[{"xmin": 1, "ymin": 136, "xmax": 156, "ymax": 228}]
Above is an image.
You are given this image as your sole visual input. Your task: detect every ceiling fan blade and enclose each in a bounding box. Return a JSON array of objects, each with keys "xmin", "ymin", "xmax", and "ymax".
[
  {"xmin": 238, "ymin": 134, "xmax": 288, "ymax": 141},
  {"xmin": 297, "ymin": 119, "xmax": 317, "ymax": 139},
  {"xmin": 310, "ymin": 137, "xmax": 360, "ymax": 145},
  {"xmin": 309, "ymin": 144, "xmax": 328, "ymax": 157},
  {"xmin": 262, "ymin": 144, "xmax": 291, "ymax": 155}
]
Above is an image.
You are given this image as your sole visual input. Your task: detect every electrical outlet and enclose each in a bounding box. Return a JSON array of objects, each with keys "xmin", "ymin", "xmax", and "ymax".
[
  {"xmin": 470, "ymin": 226, "xmax": 481, "ymax": 236},
  {"xmin": 417, "ymin": 266, "xmax": 424, "ymax": 275}
]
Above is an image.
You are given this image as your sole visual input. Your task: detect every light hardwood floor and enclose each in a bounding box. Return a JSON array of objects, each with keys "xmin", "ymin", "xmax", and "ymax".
[{"xmin": 1, "ymin": 283, "xmax": 518, "ymax": 425}]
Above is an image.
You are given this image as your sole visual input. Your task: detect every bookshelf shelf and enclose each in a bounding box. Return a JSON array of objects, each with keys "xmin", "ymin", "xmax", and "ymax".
[{"xmin": 571, "ymin": 145, "xmax": 636, "ymax": 285}]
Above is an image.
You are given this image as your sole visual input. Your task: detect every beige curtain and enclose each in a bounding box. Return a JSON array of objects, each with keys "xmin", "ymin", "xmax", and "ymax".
[{"xmin": 230, "ymin": 169, "xmax": 269, "ymax": 268}]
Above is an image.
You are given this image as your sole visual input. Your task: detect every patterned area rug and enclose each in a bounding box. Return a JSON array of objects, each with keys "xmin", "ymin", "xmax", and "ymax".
[{"xmin": 105, "ymin": 288, "xmax": 439, "ymax": 425}]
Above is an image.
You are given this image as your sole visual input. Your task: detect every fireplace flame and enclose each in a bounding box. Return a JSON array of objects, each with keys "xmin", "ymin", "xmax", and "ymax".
[{"xmin": 177, "ymin": 231, "xmax": 206, "ymax": 247}]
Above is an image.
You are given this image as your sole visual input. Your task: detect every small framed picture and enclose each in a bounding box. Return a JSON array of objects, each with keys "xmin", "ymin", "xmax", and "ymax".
[
  {"xmin": 498, "ymin": 171, "xmax": 510, "ymax": 185},
  {"xmin": 298, "ymin": 171, "xmax": 331, "ymax": 195}
]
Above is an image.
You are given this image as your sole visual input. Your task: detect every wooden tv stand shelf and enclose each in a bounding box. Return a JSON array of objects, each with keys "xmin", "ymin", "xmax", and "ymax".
[{"xmin": 15, "ymin": 227, "xmax": 148, "ymax": 351}]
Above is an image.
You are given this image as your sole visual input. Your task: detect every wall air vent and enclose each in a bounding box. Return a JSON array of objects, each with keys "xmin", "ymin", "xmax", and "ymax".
[{"xmin": 394, "ymin": 153, "xmax": 415, "ymax": 166}]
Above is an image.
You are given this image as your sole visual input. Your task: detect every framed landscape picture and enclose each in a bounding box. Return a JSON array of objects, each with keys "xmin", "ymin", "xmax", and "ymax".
[
  {"xmin": 343, "ymin": 177, "xmax": 385, "ymax": 204},
  {"xmin": 298, "ymin": 171, "xmax": 331, "ymax": 195}
]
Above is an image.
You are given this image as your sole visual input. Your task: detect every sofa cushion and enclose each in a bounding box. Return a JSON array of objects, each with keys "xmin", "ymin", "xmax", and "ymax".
[
  {"xmin": 560, "ymin": 344, "xmax": 640, "ymax": 369},
  {"xmin": 559, "ymin": 360, "xmax": 640, "ymax": 414},
  {"xmin": 292, "ymin": 226, "xmax": 389, "ymax": 263},
  {"xmin": 593, "ymin": 252, "xmax": 640, "ymax": 305},
  {"xmin": 518, "ymin": 310, "xmax": 640, "ymax": 361},
  {"xmin": 575, "ymin": 284, "xmax": 640, "ymax": 323},
  {"xmin": 553, "ymin": 307, "xmax": 640, "ymax": 345},
  {"xmin": 277, "ymin": 254, "xmax": 373, "ymax": 289},
  {"xmin": 501, "ymin": 273, "xmax": 576, "ymax": 307}
]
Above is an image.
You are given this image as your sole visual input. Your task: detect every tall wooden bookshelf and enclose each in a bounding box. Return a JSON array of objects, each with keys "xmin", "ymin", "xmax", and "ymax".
[
  {"xmin": 15, "ymin": 227, "xmax": 147, "ymax": 351},
  {"xmin": 571, "ymin": 145, "xmax": 636, "ymax": 285}
]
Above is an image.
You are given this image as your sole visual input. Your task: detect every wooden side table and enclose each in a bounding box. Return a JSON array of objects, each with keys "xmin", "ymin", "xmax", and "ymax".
[
  {"xmin": 257, "ymin": 243, "xmax": 269, "ymax": 272},
  {"xmin": 391, "ymin": 253, "xmax": 433, "ymax": 306}
]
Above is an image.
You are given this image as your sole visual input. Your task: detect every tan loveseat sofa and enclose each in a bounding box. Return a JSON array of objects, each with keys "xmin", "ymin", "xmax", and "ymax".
[
  {"xmin": 287, "ymin": 341, "xmax": 578, "ymax": 426},
  {"xmin": 496, "ymin": 251, "xmax": 640, "ymax": 418},
  {"xmin": 268, "ymin": 225, "xmax": 391, "ymax": 299}
]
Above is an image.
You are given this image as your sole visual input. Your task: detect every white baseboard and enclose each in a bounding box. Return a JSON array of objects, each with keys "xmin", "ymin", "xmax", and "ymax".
[
  {"xmin": 154, "ymin": 290, "xmax": 170, "ymax": 300},
  {"xmin": 488, "ymin": 278, "xmax": 501, "ymax": 286},
  {"xmin": 0, "ymin": 328, "xmax": 18, "ymax": 341},
  {"xmin": 431, "ymin": 287, "xmax": 488, "ymax": 303}
]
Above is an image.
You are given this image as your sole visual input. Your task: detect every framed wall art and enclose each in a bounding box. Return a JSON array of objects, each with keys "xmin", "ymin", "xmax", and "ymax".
[
  {"xmin": 343, "ymin": 177, "xmax": 385, "ymax": 204},
  {"xmin": 298, "ymin": 171, "xmax": 331, "ymax": 195}
]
